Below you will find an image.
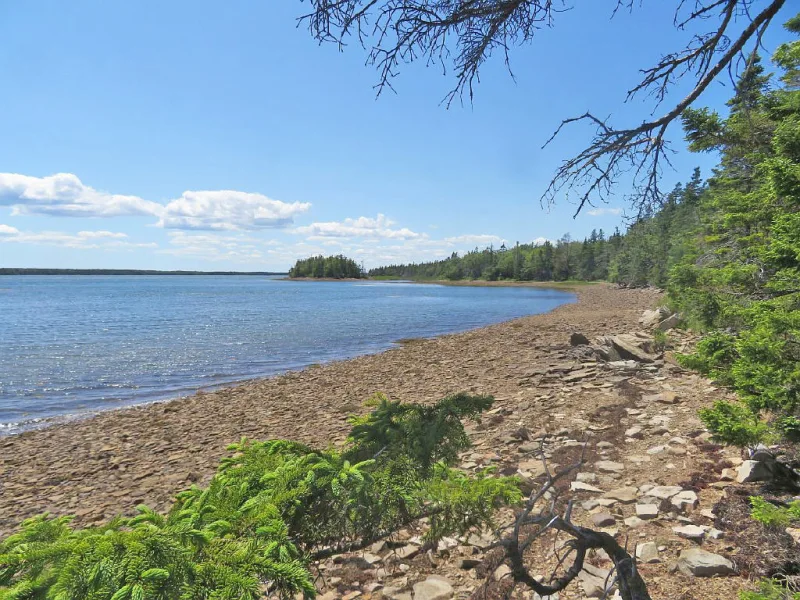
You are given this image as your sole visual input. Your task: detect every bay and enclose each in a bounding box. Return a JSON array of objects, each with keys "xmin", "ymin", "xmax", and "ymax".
[{"xmin": 0, "ymin": 276, "xmax": 574, "ymax": 433}]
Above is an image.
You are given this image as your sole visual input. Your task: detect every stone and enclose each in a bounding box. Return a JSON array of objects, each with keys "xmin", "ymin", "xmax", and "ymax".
[
  {"xmin": 591, "ymin": 512, "xmax": 616, "ymax": 527},
  {"xmin": 596, "ymin": 441, "xmax": 615, "ymax": 450},
  {"xmin": 457, "ymin": 558, "xmax": 481, "ymax": 570},
  {"xmin": 576, "ymin": 472, "xmax": 598, "ymax": 483},
  {"xmin": 648, "ymin": 485, "xmax": 682, "ymax": 500},
  {"xmin": 412, "ymin": 576, "xmax": 453, "ymax": 600},
  {"xmin": 673, "ymin": 524, "xmax": 707, "ymax": 540},
  {"xmin": 395, "ymin": 544, "xmax": 420, "ymax": 560},
  {"xmin": 570, "ymin": 332, "xmax": 591, "ymax": 346},
  {"xmin": 646, "ymin": 445, "xmax": 666, "ymax": 455},
  {"xmin": 708, "ymin": 528, "xmax": 725, "ymax": 540},
  {"xmin": 596, "ymin": 460, "xmax": 625, "ymax": 474},
  {"xmin": 720, "ymin": 468, "xmax": 737, "ymax": 481},
  {"xmin": 381, "ymin": 587, "xmax": 412, "ymax": 600},
  {"xmin": 657, "ymin": 313, "xmax": 681, "ymax": 332},
  {"xmin": 611, "ymin": 334, "xmax": 656, "ymax": 363},
  {"xmin": 604, "ymin": 487, "xmax": 638, "ymax": 504},
  {"xmin": 578, "ymin": 564, "xmax": 613, "ymax": 598},
  {"xmin": 571, "ymin": 481, "xmax": 604, "ymax": 493},
  {"xmin": 671, "ymin": 490, "xmax": 699, "ymax": 513},
  {"xmin": 636, "ymin": 504, "xmax": 659, "ymax": 519},
  {"xmin": 624, "ymin": 516, "xmax": 646, "ymax": 528},
  {"xmin": 625, "ymin": 426, "xmax": 644, "ymax": 439},
  {"xmin": 493, "ymin": 564, "xmax": 512, "ymax": 581},
  {"xmin": 635, "ymin": 542, "xmax": 660, "ymax": 564},
  {"xmin": 676, "ymin": 548, "xmax": 735, "ymax": 577},
  {"xmin": 736, "ymin": 460, "xmax": 773, "ymax": 483},
  {"xmin": 640, "ymin": 308, "xmax": 669, "ymax": 328}
]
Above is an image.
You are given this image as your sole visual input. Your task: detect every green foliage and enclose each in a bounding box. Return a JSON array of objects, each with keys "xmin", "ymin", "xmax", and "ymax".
[
  {"xmin": 368, "ymin": 230, "xmax": 620, "ymax": 283},
  {"xmin": 288, "ymin": 255, "xmax": 364, "ymax": 279},
  {"xmin": 0, "ymin": 394, "xmax": 521, "ymax": 600},
  {"xmin": 749, "ymin": 496, "xmax": 800, "ymax": 528},
  {"xmin": 741, "ymin": 579, "xmax": 800, "ymax": 600},
  {"xmin": 668, "ymin": 17, "xmax": 800, "ymax": 448}
]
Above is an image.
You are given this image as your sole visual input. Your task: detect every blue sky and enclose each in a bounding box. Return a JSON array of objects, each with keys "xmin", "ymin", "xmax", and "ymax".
[{"xmin": 0, "ymin": 1, "xmax": 796, "ymax": 271}]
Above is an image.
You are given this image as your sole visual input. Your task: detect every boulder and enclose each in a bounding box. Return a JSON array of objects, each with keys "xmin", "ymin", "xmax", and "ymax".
[
  {"xmin": 610, "ymin": 334, "xmax": 657, "ymax": 363},
  {"xmin": 736, "ymin": 460, "xmax": 773, "ymax": 483},
  {"xmin": 640, "ymin": 307, "xmax": 669, "ymax": 328},
  {"xmin": 657, "ymin": 313, "xmax": 681, "ymax": 331},
  {"xmin": 578, "ymin": 564, "xmax": 613, "ymax": 598},
  {"xmin": 635, "ymin": 542, "xmax": 660, "ymax": 564},
  {"xmin": 412, "ymin": 576, "xmax": 453, "ymax": 600},
  {"xmin": 676, "ymin": 548, "xmax": 735, "ymax": 577},
  {"xmin": 570, "ymin": 332, "xmax": 591, "ymax": 346}
]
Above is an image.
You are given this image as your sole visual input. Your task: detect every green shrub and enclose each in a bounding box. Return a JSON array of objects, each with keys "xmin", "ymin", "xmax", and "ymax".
[{"xmin": 0, "ymin": 393, "xmax": 522, "ymax": 600}]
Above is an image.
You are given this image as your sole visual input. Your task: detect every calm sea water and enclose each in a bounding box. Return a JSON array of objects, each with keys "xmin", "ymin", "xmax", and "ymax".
[{"xmin": 0, "ymin": 276, "xmax": 574, "ymax": 434}]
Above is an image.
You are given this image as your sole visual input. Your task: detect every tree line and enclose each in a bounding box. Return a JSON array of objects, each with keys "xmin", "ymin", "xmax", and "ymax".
[{"xmin": 288, "ymin": 254, "xmax": 364, "ymax": 279}]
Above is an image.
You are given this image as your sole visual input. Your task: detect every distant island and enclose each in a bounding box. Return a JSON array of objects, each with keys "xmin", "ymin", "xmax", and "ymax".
[
  {"xmin": 0, "ymin": 269, "xmax": 287, "ymax": 276},
  {"xmin": 288, "ymin": 255, "xmax": 364, "ymax": 279}
]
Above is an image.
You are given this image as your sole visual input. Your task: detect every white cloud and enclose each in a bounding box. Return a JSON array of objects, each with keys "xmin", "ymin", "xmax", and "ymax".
[
  {"xmin": 586, "ymin": 207, "xmax": 622, "ymax": 217},
  {"xmin": 156, "ymin": 191, "xmax": 310, "ymax": 231},
  {"xmin": 0, "ymin": 173, "xmax": 310, "ymax": 231},
  {"xmin": 77, "ymin": 230, "xmax": 128, "ymax": 239},
  {"xmin": 531, "ymin": 236, "xmax": 551, "ymax": 246},
  {"xmin": 444, "ymin": 234, "xmax": 505, "ymax": 246},
  {"xmin": 0, "ymin": 226, "xmax": 155, "ymax": 249},
  {"xmin": 158, "ymin": 231, "xmax": 280, "ymax": 262},
  {"xmin": 296, "ymin": 214, "xmax": 423, "ymax": 240},
  {"xmin": 0, "ymin": 173, "xmax": 162, "ymax": 218}
]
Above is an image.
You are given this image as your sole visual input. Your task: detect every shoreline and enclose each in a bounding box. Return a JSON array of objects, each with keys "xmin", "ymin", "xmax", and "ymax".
[{"xmin": 0, "ymin": 283, "xmax": 649, "ymax": 535}]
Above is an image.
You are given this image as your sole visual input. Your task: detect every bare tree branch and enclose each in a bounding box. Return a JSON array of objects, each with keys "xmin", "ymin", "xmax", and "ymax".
[{"xmin": 299, "ymin": 0, "xmax": 787, "ymax": 215}]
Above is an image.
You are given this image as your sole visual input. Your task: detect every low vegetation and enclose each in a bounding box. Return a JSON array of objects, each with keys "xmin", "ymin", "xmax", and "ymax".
[{"xmin": 0, "ymin": 394, "xmax": 521, "ymax": 599}]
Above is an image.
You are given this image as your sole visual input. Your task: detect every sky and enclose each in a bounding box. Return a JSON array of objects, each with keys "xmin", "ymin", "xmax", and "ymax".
[{"xmin": 0, "ymin": 1, "xmax": 796, "ymax": 271}]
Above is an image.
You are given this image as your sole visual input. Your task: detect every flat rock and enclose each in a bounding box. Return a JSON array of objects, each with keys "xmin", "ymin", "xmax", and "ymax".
[
  {"xmin": 671, "ymin": 490, "xmax": 699, "ymax": 513},
  {"xmin": 636, "ymin": 504, "xmax": 659, "ymax": 519},
  {"xmin": 412, "ymin": 576, "xmax": 453, "ymax": 600},
  {"xmin": 673, "ymin": 524, "xmax": 707, "ymax": 540},
  {"xmin": 596, "ymin": 460, "xmax": 625, "ymax": 474},
  {"xmin": 591, "ymin": 512, "xmax": 616, "ymax": 527},
  {"xmin": 648, "ymin": 485, "xmax": 682, "ymax": 500},
  {"xmin": 625, "ymin": 426, "xmax": 644, "ymax": 439},
  {"xmin": 604, "ymin": 487, "xmax": 637, "ymax": 504},
  {"xmin": 571, "ymin": 481, "xmax": 604, "ymax": 493},
  {"xmin": 677, "ymin": 548, "xmax": 735, "ymax": 577},
  {"xmin": 611, "ymin": 334, "xmax": 656, "ymax": 363}
]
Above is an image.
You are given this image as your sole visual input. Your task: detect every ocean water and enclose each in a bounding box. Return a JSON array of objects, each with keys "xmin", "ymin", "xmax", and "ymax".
[{"xmin": 0, "ymin": 276, "xmax": 574, "ymax": 433}]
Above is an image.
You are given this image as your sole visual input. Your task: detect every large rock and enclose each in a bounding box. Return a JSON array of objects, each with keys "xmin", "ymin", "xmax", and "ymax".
[
  {"xmin": 570, "ymin": 332, "xmax": 591, "ymax": 346},
  {"xmin": 412, "ymin": 576, "xmax": 453, "ymax": 600},
  {"xmin": 676, "ymin": 548, "xmax": 735, "ymax": 577},
  {"xmin": 578, "ymin": 564, "xmax": 613, "ymax": 598},
  {"xmin": 657, "ymin": 313, "xmax": 681, "ymax": 331},
  {"xmin": 635, "ymin": 542, "xmax": 660, "ymax": 563},
  {"xmin": 640, "ymin": 308, "xmax": 669, "ymax": 328},
  {"xmin": 673, "ymin": 524, "xmax": 707, "ymax": 541},
  {"xmin": 610, "ymin": 334, "xmax": 656, "ymax": 363},
  {"xmin": 671, "ymin": 490, "xmax": 699, "ymax": 513},
  {"xmin": 736, "ymin": 460, "xmax": 773, "ymax": 483}
]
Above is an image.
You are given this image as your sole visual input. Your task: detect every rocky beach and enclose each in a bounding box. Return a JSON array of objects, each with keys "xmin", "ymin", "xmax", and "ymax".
[{"xmin": 0, "ymin": 284, "xmax": 784, "ymax": 598}]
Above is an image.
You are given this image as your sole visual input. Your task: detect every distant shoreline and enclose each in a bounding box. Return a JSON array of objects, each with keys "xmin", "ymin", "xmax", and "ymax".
[{"xmin": 0, "ymin": 269, "xmax": 287, "ymax": 276}]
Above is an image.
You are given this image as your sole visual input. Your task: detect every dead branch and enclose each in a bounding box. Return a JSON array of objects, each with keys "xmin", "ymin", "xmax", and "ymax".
[{"xmin": 299, "ymin": 0, "xmax": 788, "ymax": 216}]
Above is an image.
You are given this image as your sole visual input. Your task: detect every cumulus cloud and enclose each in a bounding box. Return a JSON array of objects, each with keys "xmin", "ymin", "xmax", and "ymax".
[
  {"xmin": 0, "ymin": 173, "xmax": 162, "ymax": 217},
  {"xmin": 156, "ymin": 191, "xmax": 310, "ymax": 231},
  {"xmin": 158, "ymin": 231, "xmax": 282, "ymax": 262},
  {"xmin": 77, "ymin": 230, "xmax": 128, "ymax": 239},
  {"xmin": 586, "ymin": 207, "xmax": 622, "ymax": 216},
  {"xmin": 0, "ymin": 224, "xmax": 20, "ymax": 235},
  {"xmin": 295, "ymin": 214, "xmax": 423, "ymax": 240},
  {"xmin": 0, "ymin": 173, "xmax": 310, "ymax": 231}
]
